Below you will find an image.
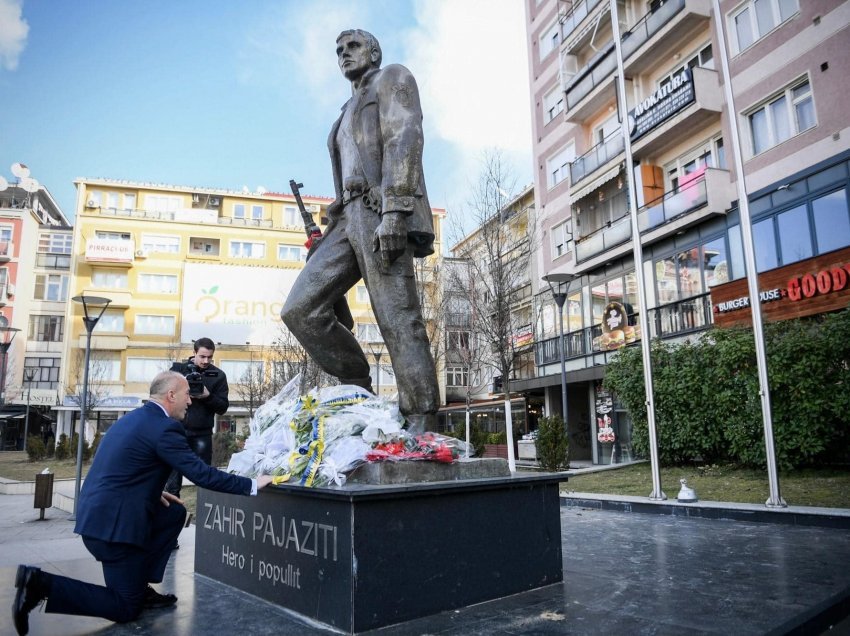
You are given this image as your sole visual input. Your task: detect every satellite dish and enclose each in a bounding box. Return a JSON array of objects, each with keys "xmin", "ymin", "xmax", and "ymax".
[
  {"xmin": 242, "ymin": 185, "xmax": 250, "ymax": 194},
  {"xmin": 256, "ymin": 186, "xmax": 267, "ymax": 195},
  {"xmin": 0, "ymin": 176, "xmax": 8, "ymax": 192},
  {"xmin": 20, "ymin": 177, "xmax": 40, "ymax": 193},
  {"xmin": 11, "ymin": 163, "xmax": 30, "ymax": 179}
]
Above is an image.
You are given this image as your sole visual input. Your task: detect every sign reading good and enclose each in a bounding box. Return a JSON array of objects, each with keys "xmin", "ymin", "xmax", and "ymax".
[
  {"xmin": 709, "ymin": 248, "xmax": 850, "ymax": 327},
  {"xmin": 629, "ymin": 68, "xmax": 695, "ymax": 142}
]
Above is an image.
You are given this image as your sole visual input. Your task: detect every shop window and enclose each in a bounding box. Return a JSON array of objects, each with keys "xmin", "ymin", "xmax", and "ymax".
[
  {"xmin": 777, "ymin": 204, "xmax": 812, "ymax": 265},
  {"xmin": 702, "ymin": 237, "xmax": 729, "ymax": 288}
]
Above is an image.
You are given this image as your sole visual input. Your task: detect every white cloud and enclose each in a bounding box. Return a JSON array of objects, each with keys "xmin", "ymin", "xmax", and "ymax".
[
  {"xmin": 403, "ymin": 0, "xmax": 533, "ymax": 215},
  {"xmin": 0, "ymin": 0, "xmax": 29, "ymax": 71}
]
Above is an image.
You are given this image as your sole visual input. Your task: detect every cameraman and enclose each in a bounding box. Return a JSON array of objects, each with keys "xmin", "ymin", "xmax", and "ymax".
[{"xmin": 164, "ymin": 337, "xmax": 228, "ymax": 499}]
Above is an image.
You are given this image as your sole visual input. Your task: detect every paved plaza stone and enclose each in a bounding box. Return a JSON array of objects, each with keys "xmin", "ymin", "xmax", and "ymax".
[{"xmin": 1, "ymin": 490, "xmax": 849, "ymax": 635}]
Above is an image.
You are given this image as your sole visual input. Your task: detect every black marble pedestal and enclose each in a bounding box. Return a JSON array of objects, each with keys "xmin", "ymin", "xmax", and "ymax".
[{"xmin": 195, "ymin": 472, "xmax": 564, "ymax": 633}]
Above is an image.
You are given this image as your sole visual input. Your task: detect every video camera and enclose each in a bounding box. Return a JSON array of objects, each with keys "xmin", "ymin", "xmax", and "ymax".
[{"xmin": 184, "ymin": 358, "xmax": 206, "ymax": 397}]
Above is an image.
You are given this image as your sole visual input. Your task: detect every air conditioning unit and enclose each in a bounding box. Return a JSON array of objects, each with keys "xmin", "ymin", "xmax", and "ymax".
[
  {"xmin": 86, "ymin": 199, "xmax": 98, "ymax": 208},
  {"xmin": 209, "ymin": 197, "xmax": 221, "ymax": 206},
  {"xmin": 6, "ymin": 284, "xmax": 15, "ymax": 296},
  {"xmin": 135, "ymin": 249, "xmax": 148, "ymax": 258}
]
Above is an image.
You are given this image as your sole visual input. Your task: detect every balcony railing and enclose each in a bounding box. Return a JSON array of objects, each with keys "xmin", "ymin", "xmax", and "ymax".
[
  {"xmin": 570, "ymin": 131, "xmax": 624, "ymax": 186},
  {"xmin": 559, "ymin": 0, "xmax": 605, "ymax": 42},
  {"xmin": 648, "ymin": 293, "xmax": 713, "ymax": 338},
  {"xmin": 638, "ymin": 170, "xmax": 708, "ymax": 232},
  {"xmin": 621, "ymin": 0, "xmax": 686, "ymax": 61},
  {"xmin": 575, "ymin": 212, "xmax": 631, "ymax": 263},
  {"xmin": 563, "ymin": 42, "xmax": 616, "ymax": 113},
  {"xmin": 36, "ymin": 253, "xmax": 72, "ymax": 269}
]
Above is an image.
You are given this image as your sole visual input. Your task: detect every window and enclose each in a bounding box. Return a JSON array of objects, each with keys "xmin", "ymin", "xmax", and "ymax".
[
  {"xmin": 731, "ymin": 0, "xmax": 798, "ymax": 54},
  {"xmin": 277, "ymin": 244, "xmax": 305, "ymax": 261},
  {"xmin": 356, "ymin": 285, "xmax": 369, "ymax": 303},
  {"xmin": 446, "ymin": 365, "xmax": 469, "ymax": 388},
  {"xmin": 357, "ymin": 322, "xmax": 382, "ymax": 342},
  {"xmin": 94, "ymin": 312, "xmax": 125, "ymax": 333},
  {"xmin": 230, "ymin": 241, "xmax": 265, "ymax": 259},
  {"xmin": 659, "ymin": 43, "xmax": 714, "ymax": 88},
  {"xmin": 96, "ymin": 231, "xmax": 131, "ymax": 241},
  {"xmin": 251, "ymin": 205, "xmax": 263, "ymax": 220},
  {"xmin": 92, "ymin": 269, "xmax": 128, "ymax": 289},
  {"xmin": 233, "ymin": 204, "xmax": 246, "ymax": 219},
  {"xmin": 753, "ymin": 217, "xmax": 779, "ymax": 272},
  {"xmin": 134, "ymin": 314, "xmax": 175, "ymax": 335},
  {"xmin": 702, "ymin": 237, "xmax": 729, "ymax": 288},
  {"xmin": 146, "ymin": 195, "xmax": 181, "ymax": 212},
  {"xmin": 665, "ymin": 136, "xmax": 725, "ymax": 191},
  {"xmin": 95, "ymin": 353, "xmax": 121, "ymax": 382},
  {"xmin": 539, "ymin": 20, "xmax": 560, "ymax": 59},
  {"xmin": 776, "ymin": 204, "xmax": 812, "ymax": 265},
  {"xmin": 29, "ymin": 315, "xmax": 64, "ymax": 342},
  {"xmin": 655, "ymin": 247, "xmax": 707, "ymax": 304},
  {"xmin": 219, "ymin": 360, "xmax": 263, "ymax": 383},
  {"xmin": 371, "ymin": 362, "xmax": 396, "ymax": 386},
  {"xmin": 24, "ymin": 357, "xmax": 60, "ymax": 390},
  {"xmin": 141, "ymin": 235, "xmax": 180, "ymax": 254},
  {"xmin": 748, "ymin": 78, "xmax": 815, "ymax": 155},
  {"xmin": 38, "ymin": 233, "xmax": 72, "ymax": 254},
  {"xmin": 126, "ymin": 358, "xmax": 170, "ymax": 382},
  {"xmin": 547, "ymin": 144, "xmax": 575, "ymax": 189},
  {"xmin": 551, "ymin": 221, "xmax": 571, "ymax": 258},
  {"xmin": 87, "ymin": 191, "xmax": 102, "ymax": 206},
  {"xmin": 123, "ymin": 193, "xmax": 136, "ymax": 210},
  {"xmin": 106, "ymin": 192, "xmax": 119, "ymax": 209},
  {"xmin": 138, "ymin": 273, "xmax": 178, "ymax": 294},
  {"xmin": 283, "ymin": 206, "xmax": 299, "ymax": 226},
  {"xmin": 34, "ymin": 274, "xmax": 68, "ymax": 301},
  {"xmin": 812, "ymin": 189, "xmax": 850, "ymax": 254},
  {"xmin": 447, "ymin": 331, "xmax": 471, "ymax": 351},
  {"xmin": 543, "ymin": 86, "xmax": 564, "ymax": 123}
]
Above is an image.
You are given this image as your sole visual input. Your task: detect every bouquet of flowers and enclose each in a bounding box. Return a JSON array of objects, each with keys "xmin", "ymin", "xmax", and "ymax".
[{"xmin": 227, "ymin": 375, "xmax": 473, "ymax": 487}]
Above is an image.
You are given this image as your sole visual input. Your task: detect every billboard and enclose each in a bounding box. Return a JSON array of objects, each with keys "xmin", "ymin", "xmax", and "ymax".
[{"xmin": 180, "ymin": 263, "xmax": 301, "ymax": 345}]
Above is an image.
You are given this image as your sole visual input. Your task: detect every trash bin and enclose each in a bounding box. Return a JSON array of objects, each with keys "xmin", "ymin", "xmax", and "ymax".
[{"xmin": 34, "ymin": 472, "xmax": 54, "ymax": 520}]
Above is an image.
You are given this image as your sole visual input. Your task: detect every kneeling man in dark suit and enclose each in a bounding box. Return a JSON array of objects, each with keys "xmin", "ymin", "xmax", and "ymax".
[{"xmin": 12, "ymin": 370, "xmax": 273, "ymax": 635}]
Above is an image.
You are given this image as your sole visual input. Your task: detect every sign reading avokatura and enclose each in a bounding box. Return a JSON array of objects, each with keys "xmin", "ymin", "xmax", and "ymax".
[{"xmin": 629, "ymin": 68, "xmax": 695, "ymax": 142}]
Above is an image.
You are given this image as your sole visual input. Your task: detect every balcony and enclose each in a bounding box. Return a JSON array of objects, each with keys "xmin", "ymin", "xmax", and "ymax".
[
  {"xmin": 0, "ymin": 240, "xmax": 12, "ymax": 262},
  {"xmin": 36, "ymin": 253, "xmax": 71, "ymax": 269},
  {"xmin": 648, "ymin": 293, "xmax": 713, "ymax": 338},
  {"xmin": 570, "ymin": 131, "xmax": 624, "ymax": 187},
  {"xmin": 638, "ymin": 168, "xmax": 734, "ymax": 243},
  {"xmin": 622, "ymin": 0, "xmax": 711, "ymax": 76},
  {"xmin": 575, "ymin": 213, "xmax": 633, "ymax": 267},
  {"xmin": 558, "ymin": 0, "xmax": 605, "ymax": 44},
  {"xmin": 631, "ymin": 67, "xmax": 723, "ymax": 158},
  {"xmin": 561, "ymin": 41, "xmax": 617, "ymax": 124}
]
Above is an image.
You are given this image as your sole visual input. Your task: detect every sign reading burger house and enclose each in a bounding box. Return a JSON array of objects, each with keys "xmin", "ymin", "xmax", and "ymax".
[{"xmin": 709, "ymin": 247, "xmax": 850, "ymax": 327}]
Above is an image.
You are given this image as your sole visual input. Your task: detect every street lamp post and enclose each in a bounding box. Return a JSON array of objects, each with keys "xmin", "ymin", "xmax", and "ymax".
[
  {"xmin": 0, "ymin": 325, "xmax": 21, "ymax": 407},
  {"xmin": 70, "ymin": 295, "xmax": 111, "ymax": 519},
  {"xmin": 246, "ymin": 342, "xmax": 254, "ymax": 421},
  {"xmin": 367, "ymin": 342, "xmax": 384, "ymax": 396},
  {"xmin": 22, "ymin": 369, "xmax": 35, "ymax": 452},
  {"xmin": 543, "ymin": 273, "xmax": 575, "ymax": 427}
]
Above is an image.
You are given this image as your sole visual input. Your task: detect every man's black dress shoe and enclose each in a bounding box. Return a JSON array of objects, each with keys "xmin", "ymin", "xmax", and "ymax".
[
  {"xmin": 13, "ymin": 565, "xmax": 48, "ymax": 636},
  {"xmin": 144, "ymin": 585, "xmax": 178, "ymax": 609}
]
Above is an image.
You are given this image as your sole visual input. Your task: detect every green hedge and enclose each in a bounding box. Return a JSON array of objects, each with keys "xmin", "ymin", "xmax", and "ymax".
[
  {"xmin": 603, "ymin": 307, "xmax": 850, "ymax": 470},
  {"xmin": 536, "ymin": 415, "xmax": 569, "ymax": 472}
]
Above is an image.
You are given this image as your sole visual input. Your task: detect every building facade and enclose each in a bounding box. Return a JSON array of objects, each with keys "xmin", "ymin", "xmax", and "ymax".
[
  {"xmin": 525, "ymin": 0, "xmax": 850, "ymax": 464},
  {"xmin": 60, "ymin": 178, "xmax": 445, "ymax": 439}
]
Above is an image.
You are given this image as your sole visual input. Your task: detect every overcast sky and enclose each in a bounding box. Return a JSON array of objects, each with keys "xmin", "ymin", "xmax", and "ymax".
[{"xmin": 0, "ymin": 0, "xmax": 533, "ymax": 236}]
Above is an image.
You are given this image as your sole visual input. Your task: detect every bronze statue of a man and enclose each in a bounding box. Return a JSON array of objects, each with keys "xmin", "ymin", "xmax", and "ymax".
[{"xmin": 281, "ymin": 29, "xmax": 439, "ymax": 430}]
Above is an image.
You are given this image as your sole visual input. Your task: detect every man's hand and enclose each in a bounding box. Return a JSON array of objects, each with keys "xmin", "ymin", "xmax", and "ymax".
[
  {"xmin": 257, "ymin": 475, "xmax": 274, "ymax": 490},
  {"xmin": 161, "ymin": 491, "xmax": 184, "ymax": 507},
  {"xmin": 372, "ymin": 211, "xmax": 407, "ymax": 270},
  {"xmin": 193, "ymin": 386, "xmax": 210, "ymax": 400}
]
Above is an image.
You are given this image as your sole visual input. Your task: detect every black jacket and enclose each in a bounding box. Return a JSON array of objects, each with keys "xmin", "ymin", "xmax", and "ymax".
[{"xmin": 170, "ymin": 360, "xmax": 229, "ymax": 435}]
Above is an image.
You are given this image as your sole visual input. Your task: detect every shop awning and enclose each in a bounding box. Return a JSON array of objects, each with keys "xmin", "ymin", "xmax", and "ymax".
[{"xmin": 570, "ymin": 164, "xmax": 622, "ymax": 203}]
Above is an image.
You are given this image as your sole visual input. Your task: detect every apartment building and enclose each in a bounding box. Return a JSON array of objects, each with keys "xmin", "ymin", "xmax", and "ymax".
[
  {"xmin": 59, "ymin": 178, "xmax": 445, "ymax": 439},
  {"xmin": 525, "ymin": 0, "xmax": 850, "ymax": 465},
  {"xmin": 0, "ymin": 167, "xmax": 71, "ymax": 449}
]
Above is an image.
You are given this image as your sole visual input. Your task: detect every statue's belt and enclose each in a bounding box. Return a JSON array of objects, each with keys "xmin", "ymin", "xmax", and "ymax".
[{"xmin": 342, "ymin": 178, "xmax": 381, "ymax": 214}]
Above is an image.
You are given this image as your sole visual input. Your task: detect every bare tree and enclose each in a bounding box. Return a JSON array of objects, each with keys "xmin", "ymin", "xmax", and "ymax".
[
  {"xmin": 64, "ymin": 349, "xmax": 113, "ymax": 439},
  {"xmin": 446, "ymin": 150, "xmax": 536, "ymax": 470}
]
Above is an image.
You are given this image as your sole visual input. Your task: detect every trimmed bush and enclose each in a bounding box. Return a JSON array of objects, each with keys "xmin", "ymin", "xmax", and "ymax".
[
  {"xmin": 54, "ymin": 434, "xmax": 71, "ymax": 461},
  {"xmin": 536, "ymin": 414, "xmax": 569, "ymax": 472},
  {"xmin": 26, "ymin": 436, "xmax": 47, "ymax": 462}
]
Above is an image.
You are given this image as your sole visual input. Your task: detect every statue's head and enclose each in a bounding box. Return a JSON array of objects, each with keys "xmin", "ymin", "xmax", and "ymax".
[{"xmin": 336, "ymin": 29, "xmax": 382, "ymax": 80}]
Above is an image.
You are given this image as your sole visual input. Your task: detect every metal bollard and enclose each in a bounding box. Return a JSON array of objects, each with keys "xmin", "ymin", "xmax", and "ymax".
[{"xmin": 33, "ymin": 471, "xmax": 55, "ymax": 520}]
